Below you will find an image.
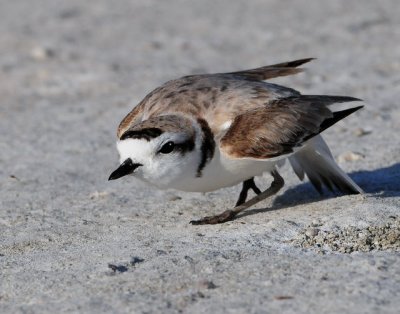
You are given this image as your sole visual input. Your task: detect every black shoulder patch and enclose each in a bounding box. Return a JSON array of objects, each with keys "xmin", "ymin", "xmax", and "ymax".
[{"xmin": 196, "ymin": 118, "xmax": 215, "ymax": 177}]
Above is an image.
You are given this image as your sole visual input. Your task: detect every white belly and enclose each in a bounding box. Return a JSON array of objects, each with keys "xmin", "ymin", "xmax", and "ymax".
[{"xmin": 169, "ymin": 149, "xmax": 278, "ymax": 192}]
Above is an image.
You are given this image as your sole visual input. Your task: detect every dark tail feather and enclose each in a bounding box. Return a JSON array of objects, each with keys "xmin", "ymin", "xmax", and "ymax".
[
  {"xmin": 293, "ymin": 95, "xmax": 363, "ymax": 105},
  {"xmin": 264, "ymin": 58, "xmax": 315, "ymax": 68},
  {"xmin": 319, "ymin": 106, "xmax": 364, "ymax": 134}
]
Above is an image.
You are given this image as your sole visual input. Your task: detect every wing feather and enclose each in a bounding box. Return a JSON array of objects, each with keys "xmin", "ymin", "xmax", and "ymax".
[{"xmin": 220, "ymin": 95, "xmax": 362, "ymax": 159}]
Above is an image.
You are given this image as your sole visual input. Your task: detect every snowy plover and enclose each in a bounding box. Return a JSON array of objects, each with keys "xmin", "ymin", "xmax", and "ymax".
[{"xmin": 109, "ymin": 58, "xmax": 363, "ymax": 224}]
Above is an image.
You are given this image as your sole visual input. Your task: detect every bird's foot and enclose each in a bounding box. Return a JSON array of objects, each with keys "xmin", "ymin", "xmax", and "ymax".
[{"xmin": 190, "ymin": 209, "xmax": 237, "ymax": 225}]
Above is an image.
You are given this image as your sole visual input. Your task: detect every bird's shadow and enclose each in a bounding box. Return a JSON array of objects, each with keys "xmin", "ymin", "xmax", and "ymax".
[{"xmin": 237, "ymin": 162, "xmax": 400, "ymax": 219}]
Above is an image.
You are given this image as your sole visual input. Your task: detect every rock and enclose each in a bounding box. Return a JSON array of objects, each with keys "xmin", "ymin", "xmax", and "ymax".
[
  {"xmin": 30, "ymin": 46, "xmax": 55, "ymax": 61},
  {"xmin": 168, "ymin": 195, "xmax": 182, "ymax": 201},
  {"xmin": 305, "ymin": 228, "xmax": 320, "ymax": 238},
  {"xmin": 338, "ymin": 151, "xmax": 365, "ymax": 162},
  {"xmin": 354, "ymin": 127, "xmax": 372, "ymax": 137}
]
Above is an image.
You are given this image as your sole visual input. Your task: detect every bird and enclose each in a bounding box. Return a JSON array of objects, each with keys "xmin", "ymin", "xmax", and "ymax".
[{"xmin": 108, "ymin": 58, "xmax": 363, "ymax": 225}]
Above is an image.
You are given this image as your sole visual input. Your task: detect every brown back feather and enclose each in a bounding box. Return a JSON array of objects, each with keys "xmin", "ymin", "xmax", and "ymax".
[{"xmin": 117, "ymin": 58, "xmax": 315, "ymax": 138}]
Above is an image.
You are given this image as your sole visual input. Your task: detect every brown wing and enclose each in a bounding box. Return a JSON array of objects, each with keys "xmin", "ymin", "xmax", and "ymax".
[
  {"xmin": 220, "ymin": 95, "xmax": 362, "ymax": 159},
  {"xmin": 226, "ymin": 58, "xmax": 314, "ymax": 81}
]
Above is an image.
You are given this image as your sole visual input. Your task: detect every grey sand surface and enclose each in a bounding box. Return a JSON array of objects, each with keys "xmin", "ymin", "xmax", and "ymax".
[{"xmin": 1, "ymin": 1, "xmax": 399, "ymax": 313}]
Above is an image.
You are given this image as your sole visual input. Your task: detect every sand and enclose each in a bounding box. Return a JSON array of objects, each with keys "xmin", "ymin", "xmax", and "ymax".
[{"xmin": 1, "ymin": 0, "xmax": 399, "ymax": 313}]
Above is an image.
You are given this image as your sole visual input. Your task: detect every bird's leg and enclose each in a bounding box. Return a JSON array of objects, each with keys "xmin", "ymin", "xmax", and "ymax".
[
  {"xmin": 249, "ymin": 178, "xmax": 262, "ymax": 195},
  {"xmin": 235, "ymin": 177, "xmax": 262, "ymax": 207},
  {"xmin": 190, "ymin": 170, "xmax": 284, "ymax": 225}
]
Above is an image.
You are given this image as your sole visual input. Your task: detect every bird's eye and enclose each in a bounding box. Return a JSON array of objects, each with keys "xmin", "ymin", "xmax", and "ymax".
[{"xmin": 159, "ymin": 141, "xmax": 175, "ymax": 154}]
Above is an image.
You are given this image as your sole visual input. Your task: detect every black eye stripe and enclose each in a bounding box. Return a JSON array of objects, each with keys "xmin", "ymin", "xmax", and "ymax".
[
  {"xmin": 176, "ymin": 139, "xmax": 195, "ymax": 153},
  {"xmin": 120, "ymin": 128, "xmax": 163, "ymax": 141}
]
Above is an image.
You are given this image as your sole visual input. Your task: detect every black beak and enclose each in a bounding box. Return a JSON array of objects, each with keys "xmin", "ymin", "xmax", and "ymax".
[{"xmin": 108, "ymin": 158, "xmax": 142, "ymax": 181}]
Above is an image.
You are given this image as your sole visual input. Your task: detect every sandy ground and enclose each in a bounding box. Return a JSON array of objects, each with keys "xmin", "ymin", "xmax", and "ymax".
[{"xmin": 1, "ymin": 0, "xmax": 399, "ymax": 313}]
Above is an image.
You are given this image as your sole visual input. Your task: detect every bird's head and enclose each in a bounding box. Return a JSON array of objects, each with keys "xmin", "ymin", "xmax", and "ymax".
[{"xmin": 109, "ymin": 115, "xmax": 214, "ymax": 189}]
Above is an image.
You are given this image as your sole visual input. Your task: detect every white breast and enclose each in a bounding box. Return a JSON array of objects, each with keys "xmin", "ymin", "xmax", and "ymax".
[{"xmin": 169, "ymin": 148, "xmax": 278, "ymax": 192}]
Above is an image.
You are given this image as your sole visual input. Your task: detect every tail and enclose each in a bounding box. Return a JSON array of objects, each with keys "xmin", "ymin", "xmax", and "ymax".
[
  {"xmin": 227, "ymin": 58, "xmax": 315, "ymax": 81},
  {"xmin": 289, "ymin": 135, "xmax": 363, "ymax": 194}
]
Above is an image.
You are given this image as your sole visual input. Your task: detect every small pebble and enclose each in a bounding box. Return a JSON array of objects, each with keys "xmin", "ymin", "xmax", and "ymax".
[
  {"xmin": 198, "ymin": 280, "xmax": 217, "ymax": 290},
  {"xmin": 354, "ymin": 127, "xmax": 372, "ymax": 137},
  {"xmin": 30, "ymin": 46, "xmax": 55, "ymax": 61},
  {"xmin": 338, "ymin": 151, "xmax": 364, "ymax": 162},
  {"xmin": 305, "ymin": 228, "xmax": 319, "ymax": 237},
  {"xmin": 168, "ymin": 195, "xmax": 182, "ymax": 201},
  {"xmin": 89, "ymin": 191, "xmax": 109, "ymax": 199},
  {"xmin": 108, "ymin": 264, "xmax": 128, "ymax": 273},
  {"xmin": 130, "ymin": 257, "xmax": 144, "ymax": 266},
  {"xmin": 311, "ymin": 219, "xmax": 322, "ymax": 227}
]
